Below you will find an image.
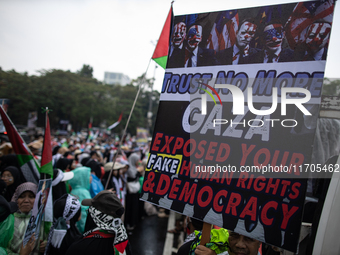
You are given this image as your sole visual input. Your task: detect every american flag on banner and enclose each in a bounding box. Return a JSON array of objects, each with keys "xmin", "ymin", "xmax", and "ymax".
[
  {"xmin": 251, "ymin": 5, "xmax": 282, "ymax": 49},
  {"xmin": 285, "ymin": 0, "xmax": 335, "ymax": 49},
  {"xmin": 206, "ymin": 10, "xmax": 239, "ymax": 51}
]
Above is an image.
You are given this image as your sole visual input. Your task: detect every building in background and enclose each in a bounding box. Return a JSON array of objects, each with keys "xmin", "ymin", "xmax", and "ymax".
[{"xmin": 104, "ymin": 72, "xmax": 131, "ymax": 85}]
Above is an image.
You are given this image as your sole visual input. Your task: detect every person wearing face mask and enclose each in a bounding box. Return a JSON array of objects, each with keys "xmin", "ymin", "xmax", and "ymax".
[
  {"xmin": 302, "ymin": 20, "xmax": 332, "ymax": 61},
  {"xmin": 249, "ymin": 20, "xmax": 295, "ymax": 64},
  {"xmin": 217, "ymin": 19, "xmax": 257, "ymax": 65},
  {"xmin": 184, "ymin": 24, "xmax": 217, "ymax": 67},
  {"xmin": 167, "ymin": 21, "xmax": 187, "ymax": 68}
]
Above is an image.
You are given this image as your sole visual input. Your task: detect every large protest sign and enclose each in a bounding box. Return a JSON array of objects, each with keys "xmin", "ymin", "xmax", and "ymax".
[
  {"xmin": 141, "ymin": 0, "xmax": 336, "ymax": 252},
  {"xmin": 136, "ymin": 127, "xmax": 149, "ymax": 146}
]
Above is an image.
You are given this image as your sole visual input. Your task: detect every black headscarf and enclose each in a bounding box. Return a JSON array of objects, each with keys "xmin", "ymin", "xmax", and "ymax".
[
  {"xmin": 52, "ymin": 146, "xmax": 61, "ymax": 156},
  {"xmin": 52, "ymin": 169, "xmax": 68, "ymax": 203},
  {"xmin": 2, "ymin": 166, "xmax": 24, "ymax": 202},
  {"xmin": 55, "ymin": 158, "xmax": 73, "ymax": 171},
  {"xmin": 0, "ymin": 154, "xmax": 20, "ymax": 171},
  {"xmin": 85, "ymin": 160, "xmax": 102, "ymax": 179}
]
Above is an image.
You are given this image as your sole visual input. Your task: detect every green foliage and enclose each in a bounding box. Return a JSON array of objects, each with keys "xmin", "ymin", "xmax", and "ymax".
[
  {"xmin": 77, "ymin": 64, "xmax": 93, "ymax": 78},
  {"xmin": 0, "ymin": 66, "xmax": 159, "ymax": 136},
  {"xmin": 322, "ymin": 78, "xmax": 340, "ymax": 96}
]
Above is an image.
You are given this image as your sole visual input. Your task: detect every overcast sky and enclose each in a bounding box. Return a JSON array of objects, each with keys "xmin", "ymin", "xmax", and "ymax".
[{"xmin": 0, "ymin": 0, "xmax": 339, "ymax": 92}]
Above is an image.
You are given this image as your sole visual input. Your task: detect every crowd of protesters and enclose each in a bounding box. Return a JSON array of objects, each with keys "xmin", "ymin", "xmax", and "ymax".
[
  {"xmin": 0, "ymin": 132, "xmax": 269, "ymax": 255},
  {"xmin": 0, "ymin": 132, "xmax": 157, "ymax": 255}
]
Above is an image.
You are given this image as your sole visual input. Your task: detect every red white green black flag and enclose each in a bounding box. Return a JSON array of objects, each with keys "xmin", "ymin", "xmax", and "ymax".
[
  {"xmin": 151, "ymin": 4, "xmax": 173, "ymax": 69},
  {"xmin": 0, "ymin": 106, "xmax": 40, "ymax": 184},
  {"xmin": 40, "ymin": 109, "xmax": 53, "ymax": 178}
]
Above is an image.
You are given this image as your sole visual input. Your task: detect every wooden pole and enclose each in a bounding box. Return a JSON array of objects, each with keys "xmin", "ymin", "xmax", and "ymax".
[{"xmin": 200, "ymin": 222, "xmax": 212, "ymax": 246}]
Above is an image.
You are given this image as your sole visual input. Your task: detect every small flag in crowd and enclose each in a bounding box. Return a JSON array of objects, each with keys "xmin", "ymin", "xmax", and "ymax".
[
  {"xmin": 87, "ymin": 121, "xmax": 94, "ymax": 143},
  {"xmin": 108, "ymin": 112, "xmax": 123, "ymax": 130},
  {"xmin": 0, "ymin": 106, "xmax": 40, "ymax": 184},
  {"xmin": 151, "ymin": 4, "xmax": 173, "ymax": 69}
]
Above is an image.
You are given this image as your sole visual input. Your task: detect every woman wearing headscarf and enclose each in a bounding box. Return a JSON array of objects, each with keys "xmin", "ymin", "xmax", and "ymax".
[
  {"xmin": 68, "ymin": 166, "xmax": 91, "ymax": 233},
  {"xmin": 7, "ymin": 182, "xmax": 47, "ymax": 255},
  {"xmin": 65, "ymin": 190, "xmax": 128, "ymax": 255},
  {"xmin": 45, "ymin": 194, "xmax": 81, "ymax": 255},
  {"xmin": 1, "ymin": 166, "xmax": 24, "ymax": 202},
  {"xmin": 55, "ymin": 158, "xmax": 74, "ymax": 172}
]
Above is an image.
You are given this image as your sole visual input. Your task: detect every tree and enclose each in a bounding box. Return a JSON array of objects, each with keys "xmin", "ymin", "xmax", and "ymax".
[
  {"xmin": 322, "ymin": 78, "xmax": 340, "ymax": 96},
  {"xmin": 0, "ymin": 67, "xmax": 160, "ymax": 137},
  {"xmin": 78, "ymin": 64, "xmax": 93, "ymax": 78}
]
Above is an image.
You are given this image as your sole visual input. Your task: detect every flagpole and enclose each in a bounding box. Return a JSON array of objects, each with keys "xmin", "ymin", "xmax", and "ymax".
[
  {"xmin": 43, "ymin": 107, "xmax": 48, "ymax": 181},
  {"xmin": 105, "ymin": 1, "xmax": 173, "ymax": 189},
  {"xmin": 105, "ymin": 59, "xmax": 152, "ymax": 189}
]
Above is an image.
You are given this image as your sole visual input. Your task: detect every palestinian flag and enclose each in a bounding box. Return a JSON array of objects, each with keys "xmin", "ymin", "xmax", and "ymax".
[
  {"xmin": 151, "ymin": 4, "xmax": 173, "ymax": 69},
  {"xmin": 0, "ymin": 106, "xmax": 40, "ymax": 184},
  {"xmin": 40, "ymin": 110, "xmax": 53, "ymax": 177},
  {"xmin": 86, "ymin": 121, "xmax": 94, "ymax": 143},
  {"xmin": 108, "ymin": 112, "xmax": 123, "ymax": 130},
  {"xmin": 40, "ymin": 109, "xmax": 54, "ymax": 224}
]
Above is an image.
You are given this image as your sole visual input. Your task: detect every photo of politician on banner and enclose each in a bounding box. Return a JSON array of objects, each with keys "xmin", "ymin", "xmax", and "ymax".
[{"xmin": 141, "ymin": 0, "xmax": 336, "ymax": 252}]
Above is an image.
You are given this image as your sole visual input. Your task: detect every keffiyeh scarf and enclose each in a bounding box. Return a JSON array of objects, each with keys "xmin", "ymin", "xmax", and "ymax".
[
  {"xmin": 83, "ymin": 206, "xmax": 128, "ymax": 254},
  {"xmin": 44, "ymin": 194, "xmax": 81, "ymax": 255}
]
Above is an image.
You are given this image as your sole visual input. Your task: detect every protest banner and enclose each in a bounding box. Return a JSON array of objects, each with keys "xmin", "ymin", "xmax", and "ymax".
[
  {"xmin": 136, "ymin": 127, "xmax": 149, "ymax": 146},
  {"xmin": 140, "ymin": 0, "xmax": 336, "ymax": 252},
  {"xmin": 23, "ymin": 179, "xmax": 52, "ymax": 246}
]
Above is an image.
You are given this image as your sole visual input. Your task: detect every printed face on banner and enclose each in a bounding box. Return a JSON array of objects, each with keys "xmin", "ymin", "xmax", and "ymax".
[
  {"xmin": 142, "ymin": 1, "xmax": 335, "ymax": 253},
  {"xmin": 306, "ymin": 22, "xmax": 331, "ymax": 53},
  {"xmin": 173, "ymin": 22, "xmax": 186, "ymax": 47},
  {"xmin": 236, "ymin": 22, "xmax": 257, "ymax": 49},
  {"xmin": 264, "ymin": 23, "xmax": 284, "ymax": 52},
  {"xmin": 187, "ymin": 25, "xmax": 202, "ymax": 50}
]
